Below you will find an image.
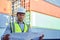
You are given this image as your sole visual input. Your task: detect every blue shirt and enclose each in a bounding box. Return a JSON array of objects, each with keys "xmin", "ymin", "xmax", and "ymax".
[{"xmin": 19, "ymin": 22, "xmax": 24, "ymax": 31}]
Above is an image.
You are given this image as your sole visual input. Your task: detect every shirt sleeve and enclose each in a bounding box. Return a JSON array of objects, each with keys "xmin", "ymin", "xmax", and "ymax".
[
  {"xmin": 4, "ymin": 25, "xmax": 11, "ymax": 34},
  {"xmin": 27, "ymin": 25, "xmax": 32, "ymax": 32},
  {"xmin": 1, "ymin": 24, "xmax": 11, "ymax": 40}
]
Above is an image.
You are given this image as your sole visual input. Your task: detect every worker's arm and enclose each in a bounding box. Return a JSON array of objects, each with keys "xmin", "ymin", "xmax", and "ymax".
[
  {"xmin": 27, "ymin": 24, "xmax": 31, "ymax": 32},
  {"xmin": 2, "ymin": 24, "xmax": 11, "ymax": 40}
]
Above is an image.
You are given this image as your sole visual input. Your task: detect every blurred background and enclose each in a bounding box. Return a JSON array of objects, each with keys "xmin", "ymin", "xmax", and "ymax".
[{"xmin": 0, "ymin": 0, "xmax": 60, "ymax": 40}]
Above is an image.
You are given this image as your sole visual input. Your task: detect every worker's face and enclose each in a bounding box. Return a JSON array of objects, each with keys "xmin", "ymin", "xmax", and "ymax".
[{"xmin": 17, "ymin": 13, "xmax": 25, "ymax": 21}]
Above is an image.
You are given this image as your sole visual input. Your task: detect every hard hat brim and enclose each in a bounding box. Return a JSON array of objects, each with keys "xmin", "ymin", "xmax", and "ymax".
[{"xmin": 17, "ymin": 12, "xmax": 25, "ymax": 14}]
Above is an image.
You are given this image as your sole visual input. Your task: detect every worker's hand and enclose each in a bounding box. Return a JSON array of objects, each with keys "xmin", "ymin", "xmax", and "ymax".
[
  {"xmin": 3, "ymin": 34, "xmax": 10, "ymax": 40},
  {"xmin": 39, "ymin": 34, "xmax": 44, "ymax": 40}
]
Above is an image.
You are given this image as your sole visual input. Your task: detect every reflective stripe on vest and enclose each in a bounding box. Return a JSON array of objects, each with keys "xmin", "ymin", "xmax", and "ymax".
[{"xmin": 13, "ymin": 22, "xmax": 28, "ymax": 33}]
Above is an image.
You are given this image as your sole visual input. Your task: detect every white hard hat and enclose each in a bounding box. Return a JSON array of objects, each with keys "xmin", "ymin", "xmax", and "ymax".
[{"xmin": 17, "ymin": 6, "xmax": 26, "ymax": 14}]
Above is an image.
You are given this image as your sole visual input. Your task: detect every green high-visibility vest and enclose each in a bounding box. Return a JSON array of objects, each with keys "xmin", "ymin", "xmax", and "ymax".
[{"xmin": 11, "ymin": 22, "xmax": 29, "ymax": 33}]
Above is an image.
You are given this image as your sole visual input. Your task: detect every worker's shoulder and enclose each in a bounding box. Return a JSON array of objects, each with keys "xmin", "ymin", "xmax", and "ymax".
[{"xmin": 25, "ymin": 23, "xmax": 30, "ymax": 27}]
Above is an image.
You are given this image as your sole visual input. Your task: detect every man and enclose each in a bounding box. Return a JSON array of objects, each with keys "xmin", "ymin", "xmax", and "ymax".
[{"xmin": 2, "ymin": 6, "xmax": 44, "ymax": 40}]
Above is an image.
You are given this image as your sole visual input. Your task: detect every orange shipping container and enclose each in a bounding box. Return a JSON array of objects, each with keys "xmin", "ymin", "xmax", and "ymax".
[
  {"xmin": 0, "ymin": 0, "xmax": 12, "ymax": 15},
  {"xmin": 25, "ymin": 0, "xmax": 60, "ymax": 18}
]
